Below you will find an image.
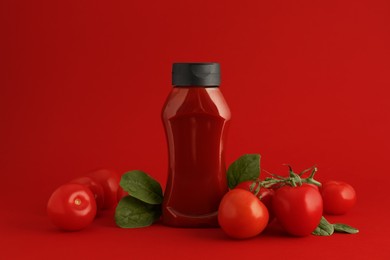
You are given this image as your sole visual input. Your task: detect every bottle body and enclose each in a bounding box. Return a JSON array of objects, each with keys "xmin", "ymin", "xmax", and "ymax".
[{"xmin": 162, "ymin": 87, "xmax": 230, "ymax": 227}]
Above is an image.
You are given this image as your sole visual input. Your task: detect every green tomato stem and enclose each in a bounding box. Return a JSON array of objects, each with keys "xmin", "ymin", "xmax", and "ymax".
[
  {"xmin": 259, "ymin": 165, "xmax": 323, "ymax": 189},
  {"xmin": 302, "ymin": 177, "xmax": 322, "ymax": 187}
]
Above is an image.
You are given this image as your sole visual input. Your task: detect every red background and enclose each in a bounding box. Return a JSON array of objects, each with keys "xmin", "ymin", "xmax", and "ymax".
[{"xmin": 1, "ymin": 0, "xmax": 390, "ymax": 259}]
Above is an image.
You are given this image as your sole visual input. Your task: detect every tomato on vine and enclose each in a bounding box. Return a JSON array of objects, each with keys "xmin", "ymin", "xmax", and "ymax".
[
  {"xmin": 272, "ymin": 183, "xmax": 323, "ymax": 236},
  {"xmin": 218, "ymin": 189, "xmax": 269, "ymax": 239},
  {"xmin": 321, "ymin": 181, "xmax": 356, "ymax": 215},
  {"xmin": 235, "ymin": 180, "xmax": 275, "ymax": 223}
]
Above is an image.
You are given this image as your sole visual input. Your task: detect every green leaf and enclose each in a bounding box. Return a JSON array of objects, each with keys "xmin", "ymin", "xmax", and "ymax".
[
  {"xmin": 120, "ymin": 170, "xmax": 163, "ymax": 205},
  {"xmin": 312, "ymin": 216, "xmax": 334, "ymax": 236},
  {"xmin": 227, "ymin": 154, "xmax": 261, "ymax": 189},
  {"xmin": 115, "ymin": 196, "xmax": 161, "ymax": 228},
  {"xmin": 333, "ymin": 223, "xmax": 359, "ymax": 234}
]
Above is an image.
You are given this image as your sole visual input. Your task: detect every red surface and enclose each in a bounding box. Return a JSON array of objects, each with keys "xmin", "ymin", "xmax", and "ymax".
[
  {"xmin": 162, "ymin": 87, "xmax": 230, "ymax": 227},
  {"xmin": 1, "ymin": 0, "xmax": 389, "ymax": 259}
]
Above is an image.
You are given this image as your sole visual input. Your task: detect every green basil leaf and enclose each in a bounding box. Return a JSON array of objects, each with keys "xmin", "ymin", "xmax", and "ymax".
[
  {"xmin": 120, "ymin": 170, "xmax": 163, "ymax": 205},
  {"xmin": 312, "ymin": 216, "xmax": 334, "ymax": 236},
  {"xmin": 333, "ymin": 223, "xmax": 359, "ymax": 234},
  {"xmin": 115, "ymin": 196, "xmax": 161, "ymax": 228},
  {"xmin": 227, "ymin": 154, "xmax": 260, "ymax": 189}
]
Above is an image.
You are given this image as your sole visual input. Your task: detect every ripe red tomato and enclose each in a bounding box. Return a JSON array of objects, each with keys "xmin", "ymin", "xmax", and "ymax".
[
  {"xmin": 117, "ymin": 186, "xmax": 128, "ymax": 202},
  {"xmin": 305, "ymin": 183, "xmax": 320, "ymax": 192},
  {"xmin": 70, "ymin": 177, "xmax": 105, "ymax": 210},
  {"xmin": 321, "ymin": 181, "xmax": 356, "ymax": 215},
  {"xmin": 272, "ymin": 183, "xmax": 323, "ymax": 236},
  {"xmin": 218, "ymin": 189, "xmax": 269, "ymax": 239},
  {"xmin": 235, "ymin": 181, "xmax": 275, "ymax": 223},
  {"xmin": 258, "ymin": 188, "xmax": 275, "ymax": 221},
  {"xmin": 47, "ymin": 184, "xmax": 97, "ymax": 231},
  {"xmin": 88, "ymin": 169, "xmax": 121, "ymax": 210}
]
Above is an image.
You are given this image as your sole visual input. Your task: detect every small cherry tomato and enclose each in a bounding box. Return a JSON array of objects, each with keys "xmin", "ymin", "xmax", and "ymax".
[
  {"xmin": 258, "ymin": 188, "xmax": 275, "ymax": 222},
  {"xmin": 117, "ymin": 186, "xmax": 127, "ymax": 202},
  {"xmin": 70, "ymin": 177, "xmax": 105, "ymax": 210},
  {"xmin": 218, "ymin": 189, "xmax": 269, "ymax": 239},
  {"xmin": 272, "ymin": 183, "xmax": 323, "ymax": 236},
  {"xmin": 321, "ymin": 181, "xmax": 356, "ymax": 215},
  {"xmin": 88, "ymin": 169, "xmax": 121, "ymax": 210},
  {"xmin": 235, "ymin": 181, "xmax": 275, "ymax": 223},
  {"xmin": 47, "ymin": 184, "xmax": 97, "ymax": 231}
]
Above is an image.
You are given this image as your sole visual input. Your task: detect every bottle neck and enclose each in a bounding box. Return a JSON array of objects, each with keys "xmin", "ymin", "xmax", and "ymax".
[{"xmin": 173, "ymin": 85, "xmax": 219, "ymax": 88}]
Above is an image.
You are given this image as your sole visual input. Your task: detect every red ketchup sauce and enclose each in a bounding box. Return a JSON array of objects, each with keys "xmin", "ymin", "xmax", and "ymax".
[{"xmin": 162, "ymin": 63, "xmax": 230, "ymax": 227}]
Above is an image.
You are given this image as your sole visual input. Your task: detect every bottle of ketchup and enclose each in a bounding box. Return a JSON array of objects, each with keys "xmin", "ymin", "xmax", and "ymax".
[{"xmin": 162, "ymin": 63, "xmax": 231, "ymax": 227}]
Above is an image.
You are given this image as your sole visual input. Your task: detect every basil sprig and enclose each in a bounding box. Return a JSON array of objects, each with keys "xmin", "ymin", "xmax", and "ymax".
[
  {"xmin": 115, "ymin": 170, "xmax": 163, "ymax": 228},
  {"xmin": 227, "ymin": 154, "xmax": 260, "ymax": 189}
]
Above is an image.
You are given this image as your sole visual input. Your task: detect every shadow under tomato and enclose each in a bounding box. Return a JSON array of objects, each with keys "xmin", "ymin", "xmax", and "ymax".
[{"xmin": 93, "ymin": 209, "xmax": 117, "ymax": 228}]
